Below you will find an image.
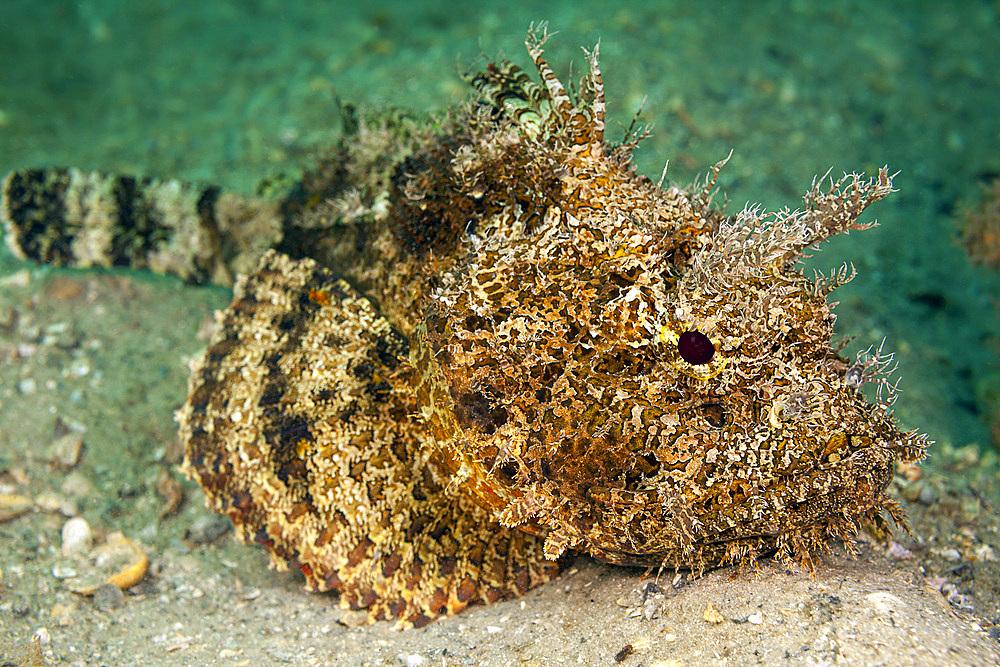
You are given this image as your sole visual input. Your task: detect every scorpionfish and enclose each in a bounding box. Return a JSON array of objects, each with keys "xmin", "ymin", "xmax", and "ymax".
[{"xmin": 1, "ymin": 25, "xmax": 927, "ymax": 627}]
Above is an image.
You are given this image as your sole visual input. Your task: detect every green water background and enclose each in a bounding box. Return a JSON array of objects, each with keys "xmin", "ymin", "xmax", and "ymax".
[{"xmin": 1, "ymin": 0, "xmax": 998, "ymax": 453}]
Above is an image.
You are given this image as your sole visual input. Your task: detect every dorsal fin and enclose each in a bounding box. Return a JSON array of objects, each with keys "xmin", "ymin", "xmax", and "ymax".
[
  {"xmin": 524, "ymin": 22, "xmax": 575, "ymax": 122},
  {"xmin": 524, "ymin": 23, "xmax": 605, "ymax": 156},
  {"xmin": 581, "ymin": 42, "xmax": 605, "ymax": 155},
  {"xmin": 467, "ymin": 24, "xmax": 606, "ymax": 158},
  {"xmin": 466, "ymin": 59, "xmax": 549, "ymax": 134}
]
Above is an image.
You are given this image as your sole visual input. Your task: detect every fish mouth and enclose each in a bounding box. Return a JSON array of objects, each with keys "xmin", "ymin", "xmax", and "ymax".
[{"xmin": 546, "ymin": 433, "xmax": 903, "ymax": 568}]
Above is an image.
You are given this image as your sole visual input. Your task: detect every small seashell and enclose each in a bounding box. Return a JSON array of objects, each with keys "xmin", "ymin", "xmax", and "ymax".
[
  {"xmin": 61, "ymin": 517, "xmax": 93, "ymax": 557},
  {"xmin": 48, "ymin": 433, "xmax": 84, "ymax": 469},
  {"xmin": 703, "ymin": 602, "xmax": 725, "ymax": 624},
  {"xmin": 101, "ymin": 534, "xmax": 148, "ymax": 590},
  {"xmin": 66, "ymin": 533, "xmax": 148, "ymax": 594},
  {"xmin": 51, "ymin": 563, "xmax": 78, "ymax": 579},
  {"xmin": 32, "ymin": 627, "xmax": 51, "ymax": 647},
  {"xmin": 33, "ymin": 491, "xmax": 77, "ymax": 516},
  {"xmin": 973, "ymin": 543, "xmax": 996, "ymax": 562},
  {"xmin": 0, "ymin": 493, "xmax": 32, "ymax": 521},
  {"xmin": 939, "ymin": 548, "xmax": 962, "ymax": 562}
]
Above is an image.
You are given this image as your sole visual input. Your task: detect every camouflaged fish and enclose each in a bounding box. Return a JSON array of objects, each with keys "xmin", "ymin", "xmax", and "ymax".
[{"xmin": 1, "ymin": 25, "xmax": 927, "ymax": 627}]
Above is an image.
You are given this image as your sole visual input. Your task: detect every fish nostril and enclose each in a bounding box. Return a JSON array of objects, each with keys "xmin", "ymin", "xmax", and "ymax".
[{"xmin": 699, "ymin": 402, "xmax": 727, "ymax": 428}]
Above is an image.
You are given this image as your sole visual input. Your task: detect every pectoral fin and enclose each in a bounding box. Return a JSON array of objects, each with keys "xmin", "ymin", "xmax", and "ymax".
[{"xmin": 179, "ymin": 250, "xmax": 561, "ymax": 626}]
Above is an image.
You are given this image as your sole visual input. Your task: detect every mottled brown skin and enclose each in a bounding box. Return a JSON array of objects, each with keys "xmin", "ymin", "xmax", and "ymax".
[
  {"xmin": 1, "ymin": 25, "xmax": 927, "ymax": 626},
  {"xmin": 177, "ymin": 252, "xmax": 558, "ymax": 627}
]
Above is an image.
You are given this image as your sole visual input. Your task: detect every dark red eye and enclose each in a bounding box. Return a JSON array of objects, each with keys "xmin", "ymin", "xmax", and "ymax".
[{"xmin": 678, "ymin": 330, "xmax": 715, "ymax": 365}]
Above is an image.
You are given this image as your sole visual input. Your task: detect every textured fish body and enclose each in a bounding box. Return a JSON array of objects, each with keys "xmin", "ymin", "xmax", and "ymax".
[{"xmin": 1, "ymin": 25, "xmax": 926, "ymax": 626}]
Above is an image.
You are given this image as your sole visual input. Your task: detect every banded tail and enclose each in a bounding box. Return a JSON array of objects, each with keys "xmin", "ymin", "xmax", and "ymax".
[{"xmin": 1, "ymin": 168, "xmax": 285, "ymax": 287}]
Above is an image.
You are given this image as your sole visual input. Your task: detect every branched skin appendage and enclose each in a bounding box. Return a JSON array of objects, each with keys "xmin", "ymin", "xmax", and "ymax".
[{"xmin": 0, "ymin": 24, "xmax": 928, "ymax": 626}]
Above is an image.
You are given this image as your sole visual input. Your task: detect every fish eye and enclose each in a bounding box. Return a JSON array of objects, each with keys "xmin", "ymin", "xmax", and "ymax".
[{"xmin": 677, "ymin": 330, "xmax": 715, "ymax": 365}]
